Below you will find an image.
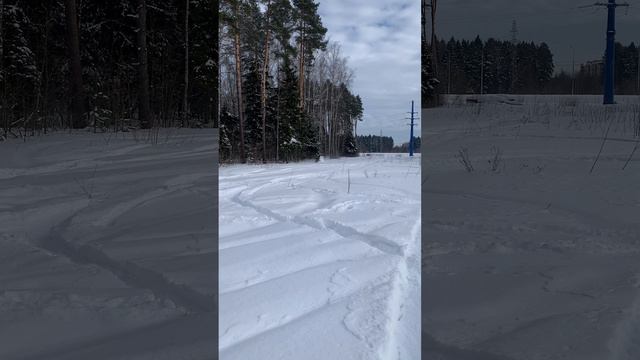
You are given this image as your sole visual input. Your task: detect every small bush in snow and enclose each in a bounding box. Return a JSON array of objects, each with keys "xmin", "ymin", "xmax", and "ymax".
[
  {"xmin": 456, "ymin": 147, "xmax": 474, "ymax": 173},
  {"xmin": 488, "ymin": 145, "xmax": 504, "ymax": 173}
]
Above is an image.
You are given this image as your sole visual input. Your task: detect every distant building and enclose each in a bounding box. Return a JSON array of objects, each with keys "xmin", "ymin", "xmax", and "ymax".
[{"xmin": 580, "ymin": 60, "xmax": 604, "ymax": 77}]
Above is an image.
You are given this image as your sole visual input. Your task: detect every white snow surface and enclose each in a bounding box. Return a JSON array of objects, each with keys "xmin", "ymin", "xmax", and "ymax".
[
  {"xmin": 219, "ymin": 154, "xmax": 421, "ymax": 359},
  {"xmin": 423, "ymin": 95, "xmax": 640, "ymax": 359},
  {"xmin": 0, "ymin": 129, "xmax": 218, "ymax": 360}
]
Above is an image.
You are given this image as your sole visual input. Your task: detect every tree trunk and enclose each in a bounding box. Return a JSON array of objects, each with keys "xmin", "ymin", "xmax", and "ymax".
[
  {"xmin": 233, "ymin": 1, "xmax": 245, "ymax": 163},
  {"xmin": 1, "ymin": 0, "xmax": 6, "ymax": 137},
  {"xmin": 64, "ymin": 0, "xmax": 86, "ymax": 129},
  {"xmin": 430, "ymin": 0, "xmax": 437, "ymax": 76},
  {"xmin": 261, "ymin": 0, "xmax": 271, "ymax": 163},
  {"xmin": 298, "ymin": 24, "xmax": 305, "ymax": 110},
  {"xmin": 183, "ymin": 0, "xmax": 189, "ymax": 127},
  {"xmin": 137, "ymin": 0, "xmax": 152, "ymax": 129},
  {"xmin": 276, "ymin": 89, "xmax": 280, "ymax": 162},
  {"xmin": 42, "ymin": 15, "xmax": 50, "ymax": 135},
  {"xmin": 216, "ymin": 17, "xmax": 221, "ymax": 128},
  {"xmin": 354, "ymin": 116, "xmax": 357, "ymax": 139}
]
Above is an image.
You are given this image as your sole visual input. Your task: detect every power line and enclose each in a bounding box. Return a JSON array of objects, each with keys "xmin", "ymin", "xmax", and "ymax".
[
  {"xmin": 435, "ymin": 3, "xmax": 638, "ymax": 25},
  {"xmin": 436, "ymin": 6, "xmax": 590, "ymax": 24}
]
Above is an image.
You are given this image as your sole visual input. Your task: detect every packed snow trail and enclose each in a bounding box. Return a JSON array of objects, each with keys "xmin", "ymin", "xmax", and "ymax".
[
  {"xmin": 219, "ymin": 154, "xmax": 421, "ymax": 359},
  {"xmin": 0, "ymin": 129, "xmax": 218, "ymax": 359}
]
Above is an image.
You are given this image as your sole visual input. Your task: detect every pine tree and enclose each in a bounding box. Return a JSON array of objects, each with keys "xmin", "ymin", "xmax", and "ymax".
[
  {"xmin": 342, "ymin": 133, "xmax": 357, "ymax": 156},
  {"xmin": 220, "ymin": 106, "xmax": 238, "ymax": 161},
  {"xmin": 243, "ymin": 58, "xmax": 262, "ymax": 160},
  {"xmin": 299, "ymin": 111, "xmax": 319, "ymax": 160},
  {"xmin": 536, "ymin": 42, "xmax": 554, "ymax": 90},
  {"xmin": 291, "ymin": 0, "xmax": 326, "ymax": 110},
  {"xmin": 276, "ymin": 57, "xmax": 303, "ymax": 162},
  {"xmin": 422, "ymin": 29, "xmax": 438, "ymax": 105}
]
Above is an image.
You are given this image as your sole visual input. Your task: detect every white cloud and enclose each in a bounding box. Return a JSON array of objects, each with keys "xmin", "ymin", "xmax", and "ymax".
[{"xmin": 318, "ymin": 0, "xmax": 421, "ymax": 144}]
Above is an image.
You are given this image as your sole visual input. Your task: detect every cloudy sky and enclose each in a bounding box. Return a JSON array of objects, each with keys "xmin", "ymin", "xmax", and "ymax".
[
  {"xmin": 318, "ymin": 0, "xmax": 421, "ymax": 144},
  {"xmin": 436, "ymin": 1, "xmax": 640, "ymax": 73}
]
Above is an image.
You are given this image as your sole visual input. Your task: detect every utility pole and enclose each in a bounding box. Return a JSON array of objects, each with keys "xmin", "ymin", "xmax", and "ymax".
[
  {"xmin": 637, "ymin": 41, "xmax": 640, "ymax": 94},
  {"xmin": 590, "ymin": 0, "xmax": 629, "ymax": 104},
  {"xmin": 408, "ymin": 101, "xmax": 418, "ymax": 157}
]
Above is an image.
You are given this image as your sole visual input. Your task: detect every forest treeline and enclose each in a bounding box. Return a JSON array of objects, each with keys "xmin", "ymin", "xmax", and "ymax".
[
  {"xmin": 435, "ymin": 38, "xmax": 640, "ymax": 96},
  {"xmin": 356, "ymin": 135, "xmax": 421, "ymax": 154},
  {"xmin": 433, "ymin": 37, "xmax": 554, "ymax": 95},
  {"xmin": 219, "ymin": 0, "xmax": 364, "ymax": 164},
  {"xmin": 0, "ymin": 0, "xmax": 216, "ymax": 139},
  {"xmin": 425, "ymin": 35, "xmax": 640, "ymax": 100}
]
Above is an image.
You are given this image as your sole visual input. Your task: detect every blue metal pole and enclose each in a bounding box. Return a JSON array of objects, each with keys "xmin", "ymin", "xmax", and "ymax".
[
  {"xmin": 604, "ymin": 0, "xmax": 616, "ymax": 104},
  {"xmin": 409, "ymin": 100, "xmax": 414, "ymax": 157}
]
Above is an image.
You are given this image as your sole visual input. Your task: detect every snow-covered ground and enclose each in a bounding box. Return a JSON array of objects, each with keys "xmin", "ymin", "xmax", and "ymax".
[
  {"xmin": 219, "ymin": 154, "xmax": 421, "ymax": 359},
  {"xmin": 0, "ymin": 129, "xmax": 218, "ymax": 360},
  {"xmin": 423, "ymin": 95, "xmax": 640, "ymax": 359}
]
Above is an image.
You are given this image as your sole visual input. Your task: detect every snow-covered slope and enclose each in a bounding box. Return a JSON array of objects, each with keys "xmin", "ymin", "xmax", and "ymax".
[
  {"xmin": 0, "ymin": 129, "xmax": 218, "ymax": 360},
  {"xmin": 423, "ymin": 95, "xmax": 640, "ymax": 359},
  {"xmin": 219, "ymin": 154, "xmax": 421, "ymax": 359}
]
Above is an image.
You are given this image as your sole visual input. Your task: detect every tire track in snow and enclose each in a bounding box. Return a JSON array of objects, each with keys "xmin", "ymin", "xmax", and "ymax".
[
  {"xmin": 92, "ymin": 173, "xmax": 211, "ymax": 227},
  {"xmin": 40, "ymin": 215, "xmax": 215, "ymax": 314},
  {"xmin": 231, "ymin": 176, "xmax": 419, "ymax": 359},
  {"xmin": 221, "ymin": 160, "xmax": 420, "ymax": 358},
  {"xmin": 322, "ymin": 219, "xmax": 406, "ymax": 257},
  {"xmin": 232, "ymin": 191, "xmax": 405, "ymax": 257}
]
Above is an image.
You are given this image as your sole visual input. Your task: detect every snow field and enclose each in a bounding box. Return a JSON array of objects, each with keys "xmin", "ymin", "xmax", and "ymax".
[
  {"xmin": 219, "ymin": 154, "xmax": 421, "ymax": 359},
  {"xmin": 423, "ymin": 95, "xmax": 640, "ymax": 359},
  {"xmin": 0, "ymin": 129, "xmax": 218, "ymax": 359}
]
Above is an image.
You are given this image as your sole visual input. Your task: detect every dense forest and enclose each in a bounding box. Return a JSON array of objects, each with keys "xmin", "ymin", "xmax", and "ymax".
[
  {"xmin": 0, "ymin": 0, "xmax": 216, "ymax": 139},
  {"xmin": 219, "ymin": 0, "xmax": 364, "ymax": 163},
  {"xmin": 435, "ymin": 38, "xmax": 640, "ymax": 96},
  {"xmin": 427, "ymin": 36, "xmax": 640, "ymax": 98},
  {"xmin": 433, "ymin": 37, "xmax": 554, "ymax": 95},
  {"xmin": 356, "ymin": 134, "xmax": 421, "ymax": 154}
]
